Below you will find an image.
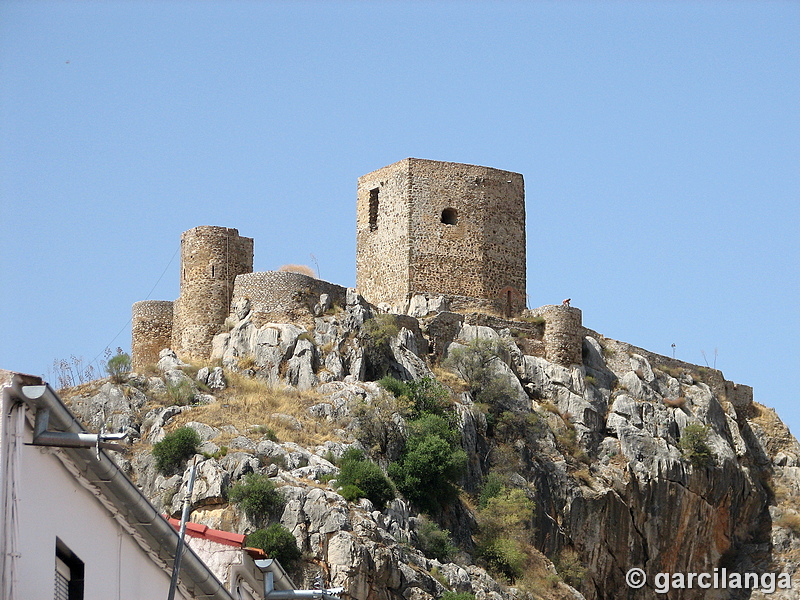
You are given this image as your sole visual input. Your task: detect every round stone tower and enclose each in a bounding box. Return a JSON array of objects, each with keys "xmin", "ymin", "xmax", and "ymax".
[
  {"xmin": 534, "ymin": 305, "xmax": 583, "ymax": 366},
  {"xmin": 171, "ymin": 226, "xmax": 254, "ymax": 362},
  {"xmin": 131, "ymin": 300, "xmax": 174, "ymax": 372}
]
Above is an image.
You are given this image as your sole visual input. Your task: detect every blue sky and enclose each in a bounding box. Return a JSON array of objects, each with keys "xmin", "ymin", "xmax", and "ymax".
[{"xmin": 1, "ymin": 2, "xmax": 798, "ymax": 434}]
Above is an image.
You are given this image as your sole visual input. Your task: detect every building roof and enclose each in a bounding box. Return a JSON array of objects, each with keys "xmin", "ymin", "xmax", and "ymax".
[{"xmin": 167, "ymin": 518, "xmax": 248, "ymax": 548}]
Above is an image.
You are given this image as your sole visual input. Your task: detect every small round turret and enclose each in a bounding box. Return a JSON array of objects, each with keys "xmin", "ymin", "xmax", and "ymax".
[
  {"xmin": 131, "ymin": 300, "xmax": 174, "ymax": 372},
  {"xmin": 534, "ymin": 305, "xmax": 583, "ymax": 366}
]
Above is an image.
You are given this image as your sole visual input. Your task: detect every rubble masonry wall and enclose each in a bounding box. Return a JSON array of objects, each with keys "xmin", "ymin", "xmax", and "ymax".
[
  {"xmin": 231, "ymin": 271, "xmax": 347, "ymax": 327},
  {"xmin": 356, "ymin": 158, "xmax": 526, "ymax": 316},
  {"xmin": 171, "ymin": 226, "xmax": 253, "ymax": 361},
  {"xmin": 131, "ymin": 300, "xmax": 173, "ymax": 372}
]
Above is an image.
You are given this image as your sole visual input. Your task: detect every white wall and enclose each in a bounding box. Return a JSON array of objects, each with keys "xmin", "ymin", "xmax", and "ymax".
[{"xmin": 12, "ymin": 420, "xmax": 189, "ymax": 600}]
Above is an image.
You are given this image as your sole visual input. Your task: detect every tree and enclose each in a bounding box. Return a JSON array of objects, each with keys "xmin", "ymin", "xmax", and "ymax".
[
  {"xmin": 443, "ymin": 337, "xmax": 503, "ymax": 394},
  {"xmin": 679, "ymin": 422, "xmax": 714, "ymax": 468},
  {"xmin": 336, "ymin": 449, "xmax": 395, "ymax": 508},
  {"xmin": 388, "ymin": 414, "xmax": 467, "ymax": 512},
  {"xmin": 475, "ymin": 486, "xmax": 535, "ymax": 582}
]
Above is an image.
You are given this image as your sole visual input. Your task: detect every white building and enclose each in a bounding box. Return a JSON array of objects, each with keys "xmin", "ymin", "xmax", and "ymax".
[{"xmin": 0, "ymin": 370, "xmax": 295, "ymax": 600}]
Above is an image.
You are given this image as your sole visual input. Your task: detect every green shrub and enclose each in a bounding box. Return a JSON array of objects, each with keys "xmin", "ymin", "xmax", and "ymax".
[
  {"xmin": 363, "ymin": 314, "xmax": 399, "ymax": 348},
  {"xmin": 380, "ymin": 376, "xmax": 452, "ymax": 419},
  {"xmin": 362, "ymin": 314, "xmax": 400, "ymax": 377},
  {"xmin": 443, "ymin": 337, "xmax": 503, "ymax": 394},
  {"xmin": 339, "ymin": 484, "xmax": 366, "ymax": 503},
  {"xmin": 430, "ymin": 566, "xmax": 448, "ymax": 588},
  {"xmin": 349, "ymin": 391, "xmax": 410, "ymax": 458},
  {"xmin": 106, "ymin": 350, "xmax": 131, "ymax": 383},
  {"xmin": 165, "ymin": 379, "xmax": 195, "ymax": 406},
  {"xmin": 494, "ymin": 411, "xmax": 546, "ymax": 442},
  {"xmin": 478, "ymin": 472, "xmax": 506, "ymax": 509},
  {"xmin": 478, "ymin": 536, "xmax": 526, "ymax": 582},
  {"xmin": 152, "ymin": 427, "xmax": 200, "ymax": 475},
  {"xmin": 417, "ymin": 516, "xmax": 456, "ymax": 561},
  {"xmin": 476, "ymin": 486, "xmax": 535, "ymax": 583},
  {"xmin": 443, "ymin": 338, "xmax": 522, "ymax": 417},
  {"xmin": 555, "ymin": 426, "xmax": 589, "ymax": 463},
  {"xmin": 388, "ymin": 412, "xmax": 467, "ymax": 512},
  {"xmin": 245, "ymin": 523, "xmax": 301, "ymax": 567},
  {"xmin": 378, "ymin": 375, "xmax": 409, "ymax": 398},
  {"xmin": 389, "ymin": 432, "xmax": 467, "ymax": 512},
  {"xmin": 679, "ymin": 422, "xmax": 714, "ymax": 468},
  {"xmin": 407, "ymin": 413, "xmax": 460, "ymax": 448},
  {"xmin": 440, "ymin": 593, "xmax": 476, "ymax": 600},
  {"xmin": 336, "ymin": 451, "xmax": 395, "ymax": 508},
  {"xmin": 340, "ymin": 447, "xmax": 366, "ymax": 463},
  {"xmin": 474, "ymin": 377, "xmax": 520, "ymax": 414},
  {"xmin": 553, "ymin": 548, "xmax": 585, "ymax": 589},
  {"xmin": 228, "ymin": 473, "xmax": 285, "ymax": 526},
  {"xmin": 253, "ymin": 425, "xmax": 278, "ymax": 442}
]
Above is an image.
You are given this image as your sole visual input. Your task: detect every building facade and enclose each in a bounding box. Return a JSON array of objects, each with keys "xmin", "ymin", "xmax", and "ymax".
[{"xmin": 0, "ymin": 371, "xmax": 235, "ymax": 600}]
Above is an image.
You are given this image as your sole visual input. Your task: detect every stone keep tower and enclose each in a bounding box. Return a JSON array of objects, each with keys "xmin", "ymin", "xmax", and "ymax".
[
  {"xmin": 171, "ymin": 226, "xmax": 254, "ymax": 361},
  {"xmin": 356, "ymin": 158, "xmax": 526, "ymax": 315}
]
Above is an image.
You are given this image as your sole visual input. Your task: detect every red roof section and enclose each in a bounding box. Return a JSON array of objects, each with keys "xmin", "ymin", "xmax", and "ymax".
[{"xmin": 166, "ymin": 517, "xmax": 246, "ymax": 548}]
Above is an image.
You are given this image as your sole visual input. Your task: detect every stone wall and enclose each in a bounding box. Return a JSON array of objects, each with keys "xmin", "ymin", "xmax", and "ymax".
[
  {"xmin": 356, "ymin": 160, "xmax": 412, "ymax": 310},
  {"xmin": 231, "ymin": 271, "xmax": 347, "ymax": 327},
  {"xmin": 171, "ymin": 226, "xmax": 253, "ymax": 361},
  {"xmin": 530, "ymin": 305, "xmax": 583, "ymax": 366},
  {"xmin": 356, "ymin": 158, "xmax": 526, "ymax": 316},
  {"xmin": 583, "ymin": 326, "xmax": 754, "ymax": 411},
  {"xmin": 131, "ymin": 300, "xmax": 173, "ymax": 372}
]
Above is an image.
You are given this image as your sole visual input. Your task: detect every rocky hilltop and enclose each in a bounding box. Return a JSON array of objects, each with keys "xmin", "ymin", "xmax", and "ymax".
[{"xmin": 63, "ymin": 290, "xmax": 800, "ymax": 600}]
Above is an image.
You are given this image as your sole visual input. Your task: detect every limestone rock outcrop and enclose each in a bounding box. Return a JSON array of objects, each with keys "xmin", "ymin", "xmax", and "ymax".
[{"xmin": 64, "ymin": 301, "xmax": 799, "ymax": 600}]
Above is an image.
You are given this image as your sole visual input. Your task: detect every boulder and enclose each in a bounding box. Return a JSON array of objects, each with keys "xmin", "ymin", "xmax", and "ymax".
[{"xmin": 157, "ymin": 349, "xmax": 189, "ymax": 372}]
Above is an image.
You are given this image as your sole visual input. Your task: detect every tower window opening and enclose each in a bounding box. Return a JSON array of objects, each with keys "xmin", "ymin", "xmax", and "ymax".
[
  {"xmin": 441, "ymin": 208, "xmax": 458, "ymax": 225},
  {"xmin": 369, "ymin": 188, "xmax": 379, "ymax": 231}
]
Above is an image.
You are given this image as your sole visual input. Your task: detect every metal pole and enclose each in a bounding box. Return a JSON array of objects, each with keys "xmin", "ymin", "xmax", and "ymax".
[{"xmin": 167, "ymin": 456, "xmax": 199, "ymax": 600}]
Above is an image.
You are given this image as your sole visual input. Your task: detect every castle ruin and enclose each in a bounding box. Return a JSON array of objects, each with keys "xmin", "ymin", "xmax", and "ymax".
[{"xmin": 131, "ymin": 159, "xmax": 581, "ymax": 372}]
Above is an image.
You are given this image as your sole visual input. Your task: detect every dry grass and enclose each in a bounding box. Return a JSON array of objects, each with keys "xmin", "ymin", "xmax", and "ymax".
[
  {"xmin": 776, "ymin": 513, "xmax": 800, "ymax": 536},
  {"xmin": 541, "ymin": 401, "xmax": 561, "ymax": 416},
  {"xmin": 658, "ymin": 365, "xmax": 684, "ymax": 379},
  {"xmin": 774, "ymin": 482, "xmax": 791, "ymax": 505},
  {"xmin": 170, "ymin": 372, "xmax": 341, "ymax": 446},
  {"xmin": 663, "ymin": 397, "xmax": 686, "ymax": 408},
  {"xmin": 237, "ymin": 355, "xmax": 257, "ymax": 371},
  {"xmin": 515, "ymin": 548, "xmax": 584, "ymax": 600},
  {"xmin": 278, "ymin": 264, "xmax": 317, "ymax": 278},
  {"xmin": 573, "ymin": 467, "xmax": 593, "ymax": 486},
  {"xmin": 432, "ymin": 366, "xmax": 469, "ymax": 393},
  {"xmin": 59, "ymin": 379, "xmax": 106, "ymax": 399},
  {"xmin": 517, "ymin": 314, "xmax": 546, "ymax": 325}
]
